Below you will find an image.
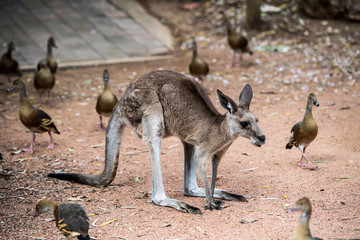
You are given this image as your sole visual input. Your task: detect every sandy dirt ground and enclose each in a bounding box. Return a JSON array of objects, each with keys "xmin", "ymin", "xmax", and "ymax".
[{"xmin": 0, "ymin": 1, "xmax": 359, "ymax": 239}]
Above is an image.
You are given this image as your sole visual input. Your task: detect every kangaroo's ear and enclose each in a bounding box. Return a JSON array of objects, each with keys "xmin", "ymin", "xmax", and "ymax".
[
  {"xmin": 238, "ymin": 84, "xmax": 253, "ymax": 110},
  {"xmin": 217, "ymin": 89, "xmax": 238, "ymax": 114}
]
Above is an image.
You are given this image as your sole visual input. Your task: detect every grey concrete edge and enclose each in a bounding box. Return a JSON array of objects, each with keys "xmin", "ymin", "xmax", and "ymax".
[
  {"xmin": 109, "ymin": 0, "xmax": 174, "ymax": 51},
  {"xmin": 21, "ymin": 55, "xmax": 174, "ymax": 71}
]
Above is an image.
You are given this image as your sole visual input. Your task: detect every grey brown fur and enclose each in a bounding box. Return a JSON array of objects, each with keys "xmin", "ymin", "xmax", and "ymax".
[{"xmin": 49, "ymin": 70, "xmax": 265, "ymax": 213}]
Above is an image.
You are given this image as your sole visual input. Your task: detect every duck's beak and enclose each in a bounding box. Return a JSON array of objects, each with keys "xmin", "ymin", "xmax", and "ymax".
[
  {"xmin": 313, "ymin": 99, "xmax": 319, "ymax": 107},
  {"xmin": 6, "ymin": 85, "xmax": 15, "ymax": 93},
  {"xmin": 286, "ymin": 206, "xmax": 298, "ymax": 213}
]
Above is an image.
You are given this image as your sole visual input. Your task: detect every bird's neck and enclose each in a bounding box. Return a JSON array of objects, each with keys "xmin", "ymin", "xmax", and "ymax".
[
  {"xmin": 192, "ymin": 48, "xmax": 198, "ymax": 58},
  {"xmin": 103, "ymin": 79, "xmax": 110, "ymax": 91},
  {"xmin": 43, "ymin": 200, "xmax": 58, "ymax": 215},
  {"xmin": 305, "ymin": 98, "xmax": 313, "ymax": 116},
  {"xmin": 295, "ymin": 211, "xmax": 312, "ymax": 239},
  {"xmin": 47, "ymin": 44, "xmax": 53, "ymax": 56},
  {"xmin": 5, "ymin": 49, "xmax": 12, "ymax": 59},
  {"xmin": 19, "ymin": 93, "xmax": 34, "ymax": 114},
  {"xmin": 225, "ymin": 20, "xmax": 235, "ymax": 35}
]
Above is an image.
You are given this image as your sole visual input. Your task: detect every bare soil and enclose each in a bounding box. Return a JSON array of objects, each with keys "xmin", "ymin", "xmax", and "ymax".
[{"xmin": 0, "ymin": 1, "xmax": 359, "ymax": 239}]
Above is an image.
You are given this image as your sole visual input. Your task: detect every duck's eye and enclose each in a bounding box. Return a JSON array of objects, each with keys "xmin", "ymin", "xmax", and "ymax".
[{"xmin": 240, "ymin": 121, "xmax": 249, "ymax": 128}]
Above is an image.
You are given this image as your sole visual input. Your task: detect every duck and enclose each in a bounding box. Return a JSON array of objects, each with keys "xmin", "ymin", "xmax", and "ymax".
[
  {"xmin": 34, "ymin": 199, "xmax": 90, "ymax": 240},
  {"xmin": 286, "ymin": 93, "xmax": 319, "ymax": 169},
  {"xmin": 37, "ymin": 36, "xmax": 57, "ymax": 74},
  {"xmin": 287, "ymin": 197, "xmax": 322, "ymax": 240},
  {"xmin": 222, "ymin": 12, "xmax": 253, "ymax": 67},
  {"xmin": 0, "ymin": 42, "xmax": 22, "ymax": 82},
  {"xmin": 96, "ymin": 69, "xmax": 118, "ymax": 130},
  {"xmin": 34, "ymin": 60, "xmax": 56, "ymax": 104},
  {"xmin": 6, "ymin": 79, "xmax": 60, "ymax": 152},
  {"xmin": 189, "ymin": 37, "xmax": 209, "ymax": 84}
]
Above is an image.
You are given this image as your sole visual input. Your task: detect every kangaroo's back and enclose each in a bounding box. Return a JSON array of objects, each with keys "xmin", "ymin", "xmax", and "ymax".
[
  {"xmin": 125, "ymin": 70, "xmax": 219, "ymax": 115},
  {"xmin": 122, "ymin": 70, "xmax": 223, "ymax": 141}
]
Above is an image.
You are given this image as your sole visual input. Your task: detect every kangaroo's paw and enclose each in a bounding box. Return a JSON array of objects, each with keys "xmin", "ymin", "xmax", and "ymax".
[
  {"xmin": 153, "ymin": 197, "xmax": 202, "ymax": 214},
  {"xmin": 178, "ymin": 202, "xmax": 202, "ymax": 215},
  {"xmin": 219, "ymin": 191, "xmax": 248, "ymax": 202},
  {"xmin": 205, "ymin": 200, "xmax": 224, "ymax": 211}
]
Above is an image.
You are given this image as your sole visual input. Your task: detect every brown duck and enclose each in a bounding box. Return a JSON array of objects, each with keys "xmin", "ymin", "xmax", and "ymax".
[
  {"xmin": 189, "ymin": 37, "xmax": 209, "ymax": 84},
  {"xmin": 96, "ymin": 69, "xmax": 118, "ymax": 130},
  {"xmin": 0, "ymin": 42, "xmax": 22, "ymax": 82},
  {"xmin": 7, "ymin": 79, "xmax": 60, "ymax": 152},
  {"xmin": 286, "ymin": 93, "xmax": 319, "ymax": 169},
  {"xmin": 34, "ymin": 60, "xmax": 56, "ymax": 104},
  {"xmin": 287, "ymin": 197, "xmax": 322, "ymax": 240},
  {"xmin": 37, "ymin": 36, "xmax": 58, "ymax": 74},
  {"xmin": 223, "ymin": 13, "xmax": 253, "ymax": 67},
  {"xmin": 35, "ymin": 199, "xmax": 90, "ymax": 240}
]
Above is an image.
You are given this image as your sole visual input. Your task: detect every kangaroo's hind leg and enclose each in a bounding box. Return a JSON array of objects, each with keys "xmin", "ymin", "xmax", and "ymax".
[
  {"xmin": 183, "ymin": 142, "xmax": 247, "ymax": 203},
  {"xmin": 139, "ymin": 90, "xmax": 201, "ymax": 214}
]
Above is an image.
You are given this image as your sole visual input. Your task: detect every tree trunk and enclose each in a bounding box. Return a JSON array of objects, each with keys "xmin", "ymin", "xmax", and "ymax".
[{"xmin": 246, "ymin": 0, "xmax": 261, "ymax": 30}]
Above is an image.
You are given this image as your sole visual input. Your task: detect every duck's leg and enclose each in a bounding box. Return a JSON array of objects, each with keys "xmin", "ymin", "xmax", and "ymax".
[
  {"xmin": 38, "ymin": 92, "xmax": 43, "ymax": 105},
  {"xmin": 227, "ymin": 52, "xmax": 236, "ymax": 68},
  {"xmin": 47, "ymin": 90, "xmax": 52, "ymax": 105},
  {"xmin": 298, "ymin": 155, "xmax": 307, "ymax": 167},
  {"xmin": 237, "ymin": 53, "xmax": 243, "ymax": 67},
  {"xmin": 99, "ymin": 116, "xmax": 106, "ymax": 131},
  {"xmin": 23, "ymin": 133, "xmax": 36, "ymax": 152},
  {"xmin": 301, "ymin": 149, "xmax": 317, "ymax": 169},
  {"xmin": 46, "ymin": 132, "xmax": 55, "ymax": 149}
]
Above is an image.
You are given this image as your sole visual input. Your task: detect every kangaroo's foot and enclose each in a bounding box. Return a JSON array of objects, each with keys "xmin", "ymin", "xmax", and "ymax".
[
  {"xmin": 219, "ymin": 191, "xmax": 248, "ymax": 202},
  {"xmin": 205, "ymin": 200, "xmax": 224, "ymax": 211},
  {"xmin": 152, "ymin": 197, "xmax": 202, "ymax": 215},
  {"xmin": 184, "ymin": 187, "xmax": 248, "ymax": 202}
]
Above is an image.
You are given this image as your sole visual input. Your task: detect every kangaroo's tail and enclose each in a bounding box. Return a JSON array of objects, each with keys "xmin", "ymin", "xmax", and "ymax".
[{"xmin": 48, "ymin": 107, "xmax": 125, "ymax": 187}]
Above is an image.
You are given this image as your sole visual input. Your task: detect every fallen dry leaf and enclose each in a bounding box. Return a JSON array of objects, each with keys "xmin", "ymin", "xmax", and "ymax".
[
  {"xmin": 100, "ymin": 219, "xmax": 118, "ymax": 227},
  {"xmin": 240, "ymin": 218, "xmax": 261, "ymax": 224}
]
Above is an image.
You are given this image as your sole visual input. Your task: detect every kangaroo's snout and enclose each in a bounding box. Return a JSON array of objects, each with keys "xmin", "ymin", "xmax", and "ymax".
[
  {"xmin": 258, "ymin": 135, "xmax": 266, "ymax": 144},
  {"xmin": 251, "ymin": 134, "xmax": 265, "ymax": 147}
]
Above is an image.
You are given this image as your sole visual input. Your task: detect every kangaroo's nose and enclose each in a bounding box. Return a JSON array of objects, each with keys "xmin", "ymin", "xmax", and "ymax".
[{"xmin": 258, "ymin": 135, "xmax": 266, "ymax": 143}]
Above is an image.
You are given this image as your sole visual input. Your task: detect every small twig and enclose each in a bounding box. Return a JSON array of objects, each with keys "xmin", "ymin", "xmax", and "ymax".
[
  {"xmin": 14, "ymin": 187, "xmax": 39, "ymax": 192},
  {"xmin": 121, "ymin": 150, "xmax": 148, "ymax": 156},
  {"xmin": 22, "ymin": 236, "xmax": 47, "ymax": 240},
  {"xmin": 165, "ymin": 143, "xmax": 179, "ymax": 149},
  {"xmin": 92, "ymin": 219, "xmax": 99, "ymax": 227},
  {"xmin": 239, "ymin": 167, "xmax": 259, "ymax": 172}
]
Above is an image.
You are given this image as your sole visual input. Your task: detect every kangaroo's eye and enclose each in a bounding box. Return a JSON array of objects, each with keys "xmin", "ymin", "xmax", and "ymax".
[{"xmin": 240, "ymin": 121, "xmax": 249, "ymax": 128}]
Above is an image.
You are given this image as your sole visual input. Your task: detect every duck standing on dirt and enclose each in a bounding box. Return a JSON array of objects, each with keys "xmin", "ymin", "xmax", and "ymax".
[
  {"xmin": 35, "ymin": 199, "xmax": 90, "ymax": 240},
  {"xmin": 96, "ymin": 69, "xmax": 118, "ymax": 130},
  {"xmin": 222, "ymin": 12, "xmax": 253, "ymax": 67},
  {"xmin": 37, "ymin": 36, "xmax": 58, "ymax": 74},
  {"xmin": 189, "ymin": 37, "xmax": 209, "ymax": 85},
  {"xmin": 287, "ymin": 197, "xmax": 322, "ymax": 240},
  {"xmin": 7, "ymin": 79, "xmax": 60, "ymax": 152},
  {"xmin": 286, "ymin": 93, "xmax": 319, "ymax": 169},
  {"xmin": 0, "ymin": 42, "xmax": 22, "ymax": 82}
]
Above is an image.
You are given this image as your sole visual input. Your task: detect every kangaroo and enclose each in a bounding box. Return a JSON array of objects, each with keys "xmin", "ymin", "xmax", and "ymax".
[{"xmin": 48, "ymin": 70, "xmax": 265, "ymax": 214}]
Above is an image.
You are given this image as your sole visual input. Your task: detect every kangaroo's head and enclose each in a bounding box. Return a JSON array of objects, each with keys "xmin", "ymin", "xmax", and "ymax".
[{"xmin": 217, "ymin": 84, "xmax": 265, "ymax": 147}]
